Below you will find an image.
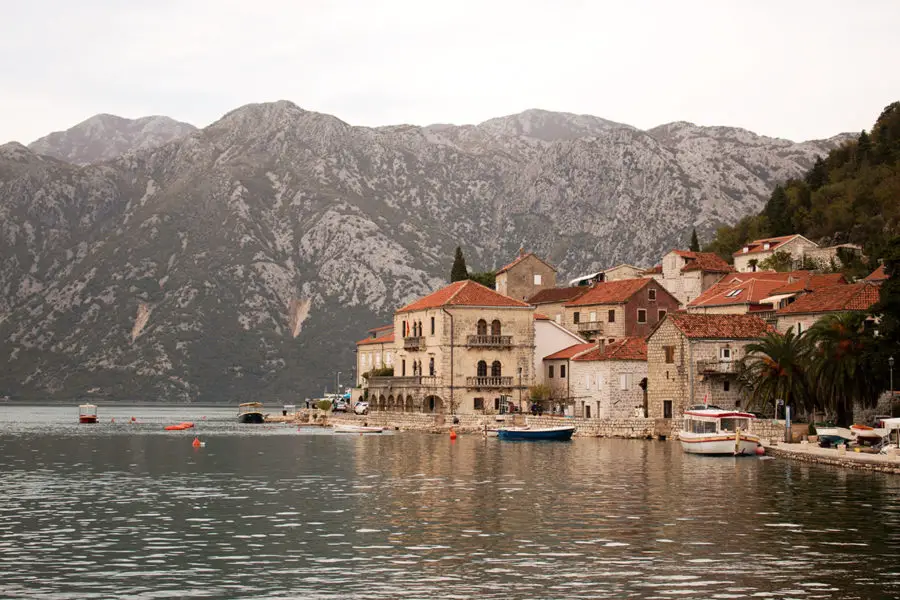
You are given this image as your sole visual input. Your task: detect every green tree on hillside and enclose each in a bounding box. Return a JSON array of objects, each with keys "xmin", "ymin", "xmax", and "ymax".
[
  {"xmin": 450, "ymin": 246, "xmax": 468, "ymax": 282},
  {"xmin": 689, "ymin": 229, "xmax": 700, "ymax": 252}
]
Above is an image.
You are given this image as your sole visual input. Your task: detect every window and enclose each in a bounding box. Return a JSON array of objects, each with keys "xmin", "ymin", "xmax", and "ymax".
[
  {"xmin": 763, "ymin": 243, "xmax": 770, "ymax": 250},
  {"xmin": 573, "ymin": 311, "xmax": 580, "ymax": 324},
  {"xmin": 619, "ymin": 373, "xmax": 632, "ymax": 390},
  {"xmin": 663, "ymin": 400, "xmax": 673, "ymax": 419},
  {"xmin": 584, "ymin": 375, "xmax": 590, "ymax": 388},
  {"xmin": 494, "ymin": 398, "xmax": 500, "ymax": 411},
  {"xmin": 725, "ymin": 289, "xmax": 743, "ymax": 298},
  {"xmin": 491, "ymin": 320, "xmax": 501, "ymax": 336},
  {"xmin": 724, "ymin": 380, "xmax": 730, "ymax": 392},
  {"xmin": 658, "ymin": 309, "xmax": 667, "ymax": 321},
  {"xmin": 589, "ymin": 311, "xmax": 596, "ymax": 322},
  {"xmin": 386, "ymin": 353, "xmax": 392, "ymax": 365},
  {"xmin": 555, "ymin": 314, "xmax": 561, "ymax": 323},
  {"xmin": 477, "ymin": 360, "xmax": 487, "ymax": 377},
  {"xmin": 560, "ymin": 364, "xmax": 566, "ymax": 378},
  {"xmin": 649, "ymin": 288, "xmax": 657, "ymax": 301},
  {"xmin": 491, "ymin": 361, "xmax": 502, "ymax": 377},
  {"xmin": 474, "ymin": 397, "xmax": 484, "ymax": 410},
  {"xmin": 584, "ymin": 405, "xmax": 591, "ymax": 419},
  {"xmin": 429, "ymin": 357, "xmax": 435, "ymax": 376},
  {"xmin": 476, "ymin": 319, "xmax": 487, "ymax": 335},
  {"xmin": 430, "ymin": 317, "xmax": 435, "ymax": 336},
  {"xmin": 608, "ymin": 309, "xmax": 615, "ymax": 323},
  {"xmin": 375, "ymin": 354, "xmax": 382, "ymax": 367},
  {"xmin": 549, "ymin": 365, "xmax": 555, "ymax": 378},
  {"xmin": 534, "ymin": 274, "xmax": 542, "ymax": 285},
  {"xmin": 664, "ymin": 346, "xmax": 675, "ymax": 363},
  {"xmin": 637, "ymin": 309, "xmax": 647, "ymax": 323},
  {"xmin": 720, "ymin": 347, "xmax": 732, "ymax": 361},
  {"xmin": 401, "ymin": 360, "xmax": 406, "ymax": 376}
]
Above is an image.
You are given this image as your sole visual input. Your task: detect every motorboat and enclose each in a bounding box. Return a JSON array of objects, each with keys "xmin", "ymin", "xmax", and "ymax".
[
  {"xmin": 238, "ymin": 402, "xmax": 266, "ymax": 424},
  {"xmin": 333, "ymin": 424, "xmax": 384, "ymax": 434},
  {"xmin": 497, "ymin": 426, "xmax": 575, "ymax": 441},
  {"xmin": 679, "ymin": 408, "xmax": 760, "ymax": 455},
  {"xmin": 485, "ymin": 425, "xmax": 529, "ymax": 437},
  {"xmin": 78, "ymin": 404, "xmax": 98, "ymax": 424},
  {"xmin": 850, "ymin": 424, "xmax": 889, "ymax": 445},
  {"xmin": 816, "ymin": 426, "xmax": 854, "ymax": 447}
]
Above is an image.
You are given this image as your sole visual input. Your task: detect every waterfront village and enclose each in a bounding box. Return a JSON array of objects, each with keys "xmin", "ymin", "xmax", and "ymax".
[{"xmin": 346, "ymin": 236, "xmax": 900, "ymax": 471}]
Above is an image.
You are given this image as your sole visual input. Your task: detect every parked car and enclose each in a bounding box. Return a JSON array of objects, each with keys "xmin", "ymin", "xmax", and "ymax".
[
  {"xmin": 354, "ymin": 401, "xmax": 369, "ymax": 415},
  {"xmin": 332, "ymin": 398, "xmax": 350, "ymax": 413}
]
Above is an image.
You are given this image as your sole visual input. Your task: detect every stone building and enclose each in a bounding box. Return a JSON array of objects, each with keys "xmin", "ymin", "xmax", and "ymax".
[
  {"xmin": 732, "ymin": 234, "xmax": 819, "ymax": 272},
  {"xmin": 366, "ymin": 280, "xmax": 536, "ymax": 415},
  {"xmin": 646, "ymin": 313, "xmax": 774, "ymax": 420},
  {"xmin": 567, "ymin": 338, "xmax": 648, "ymax": 419},
  {"xmin": 564, "ymin": 278, "xmax": 680, "ymax": 341},
  {"xmin": 526, "ymin": 286, "xmax": 589, "ymax": 327},
  {"xmin": 568, "ymin": 264, "xmax": 646, "ymax": 286},
  {"xmin": 775, "ymin": 282, "xmax": 881, "ymax": 335},
  {"xmin": 355, "ymin": 325, "xmax": 394, "ymax": 386},
  {"xmin": 653, "ymin": 250, "xmax": 732, "ymax": 305},
  {"xmin": 687, "ymin": 271, "xmax": 845, "ymax": 317},
  {"xmin": 494, "ymin": 250, "xmax": 556, "ymax": 301}
]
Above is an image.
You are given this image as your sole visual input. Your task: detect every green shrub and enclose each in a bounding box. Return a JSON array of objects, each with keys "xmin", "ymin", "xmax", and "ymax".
[{"xmin": 317, "ymin": 399, "xmax": 332, "ymax": 411}]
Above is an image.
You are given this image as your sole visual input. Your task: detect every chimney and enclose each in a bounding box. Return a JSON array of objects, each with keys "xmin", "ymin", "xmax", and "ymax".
[
  {"xmin": 596, "ymin": 338, "xmax": 605, "ymax": 352},
  {"xmin": 518, "ymin": 246, "xmax": 526, "ymax": 257}
]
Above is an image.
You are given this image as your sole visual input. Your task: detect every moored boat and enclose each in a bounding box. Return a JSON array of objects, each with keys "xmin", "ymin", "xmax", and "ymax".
[
  {"xmin": 333, "ymin": 424, "xmax": 384, "ymax": 434},
  {"xmin": 816, "ymin": 426, "xmax": 854, "ymax": 447},
  {"xmin": 497, "ymin": 426, "xmax": 575, "ymax": 441},
  {"xmin": 238, "ymin": 402, "xmax": 266, "ymax": 424},
  {"xmin": 680, "ymin": 407, "xmax": 759, "ymax": 455},
  {"xmin": 850, "ymin": 424, "xmax": 889, "ymax": 445},
  {"xmin": 78, "ymin": 403, "xmax": 98, "ymax": 424}
]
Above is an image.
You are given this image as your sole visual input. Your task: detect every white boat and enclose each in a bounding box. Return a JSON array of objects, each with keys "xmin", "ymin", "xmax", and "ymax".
[
  {"xmin": 333, "ymin": 424, "xmax": 384, "ymax": 434},
  {"xmin": 850, "ymin": 424, "xmax": 889, "ymax": 444},
  {"xmin": 679, "ymin": 407, "xmax": 760, "ymax": 455}
]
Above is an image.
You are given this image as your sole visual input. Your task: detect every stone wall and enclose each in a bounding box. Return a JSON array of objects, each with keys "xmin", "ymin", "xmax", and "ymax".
[
  {"xmin": 496, "ymin": 254, "xmax": 556, "ymax": 301},
  {"xmin": 569, "ymin": 359, "xmax": 647, "ymax": 420}
]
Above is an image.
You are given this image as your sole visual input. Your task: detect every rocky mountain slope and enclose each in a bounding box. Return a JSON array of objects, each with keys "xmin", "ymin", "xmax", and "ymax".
[
  {"xmin": 0, "ymin": 101, "xmax": 848, "ymax": 402},
  {"xmin": 28, "ymin": 114, "xmax": 196, "ymax": 165}
]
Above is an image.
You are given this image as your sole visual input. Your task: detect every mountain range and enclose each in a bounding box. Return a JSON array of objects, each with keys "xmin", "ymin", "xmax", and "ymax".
[{"xmin": 0, "ymin": 101, "xmax": 850, "ymax": 402}]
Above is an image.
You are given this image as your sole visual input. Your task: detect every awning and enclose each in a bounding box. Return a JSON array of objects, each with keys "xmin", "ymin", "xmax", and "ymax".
[
  {"xmin": 760, "ymin": 293, "xmax": 795, "ymax": 305},
  {"xmin": 569, "ymin": 272, "xmax": 602, "ymax": 286}
]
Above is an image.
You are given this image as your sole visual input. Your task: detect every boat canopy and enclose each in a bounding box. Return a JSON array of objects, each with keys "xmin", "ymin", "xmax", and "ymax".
[
  {"xmin": 683, "ymin": 408, "xmax": 756, "ymax": 419},
  {"xmin": 239, "ymin": 402, "xmax": 263, "ymax": 408}
]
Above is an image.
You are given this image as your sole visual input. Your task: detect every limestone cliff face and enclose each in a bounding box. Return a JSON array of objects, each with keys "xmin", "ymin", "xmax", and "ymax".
[{"xmin": 0, "ymin": 101, "xmax": 847, "ymax": 402}]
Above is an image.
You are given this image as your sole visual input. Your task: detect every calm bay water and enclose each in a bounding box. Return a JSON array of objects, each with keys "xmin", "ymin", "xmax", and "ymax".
[{"xmin": 1, "ymin": 405, "xmax": 899, "ymax": 599}]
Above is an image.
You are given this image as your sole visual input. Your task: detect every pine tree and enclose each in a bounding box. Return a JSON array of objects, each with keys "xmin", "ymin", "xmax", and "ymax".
[
  {"xmin": 764, "ymin": 186, "xmax": 792, "ymax": 236},
  {"xmin": 450, "ymin": 246, "xmax": 468, "ymax": 282},
  {"xmin": 689, "ymin": 229, "xmax": 700, "ymax": 252}
]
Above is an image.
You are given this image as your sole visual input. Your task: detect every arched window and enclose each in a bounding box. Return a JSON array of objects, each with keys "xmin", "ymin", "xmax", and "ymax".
[
  {"xmin": 412, "ymin": 361, "xmax": 419, "ymax": 376},
  {"xmin": 418, "ymin": 321, "xmax": 423, "ymax": 337},
  {"xmin": 477, "ymin": 360, "xmax": 487, "ymax": 377},
  {"xmin": 429, "ymin": 357, "xmax": 435, "ymax": 376},
  {"xmin": 491, "ymin": 319, "xmax": 501, "ymax": 336},
  {"xmin": 476, "ymin": 319, "xmax": 487, "ymax": 336},
  {"xmin": 491, "ymin": 360, "xmax": 502, "ymax": 377}
]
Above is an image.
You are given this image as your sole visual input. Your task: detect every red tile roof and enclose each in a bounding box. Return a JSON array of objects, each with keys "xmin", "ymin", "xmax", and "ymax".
[
  {"xmin": 770, "ymin": 273, "xmax": 847, "ymax": 295},
  {"xmin": 672, "ymin": 250, "xmax": 733, "ymax": 273},
  {"xmin": 719, "ymin": 270, "xmax": 810, "ymax": 285},
  {"xmin": 776, "ymin": 283, "xmax": 881, "ymax": 315},
  {"xmin": 534, "ymin": 313, "xmax": 550, "ymax": 320},
  {"xmin": 732, "ymin": 234, "xmax": 806, "ymax": 257},
  {"xmin": 543, "ymin": 342, "xmax": 596, "ymax": 361},
  {"xmin": 367, "ymin": 324, "xmax": 393, "ymax": 333},
  {"xmin": 688, "ymin": 277, "xmax": 788, "ymax": 308},
  {"xmin": 865, "ymin": 264, "xmax": 889, "ymax": 282},
  {"xmin": 566, "ymin": 278, "xmax": 652, "ymax": 307},
  {"xmin": 396, "ymin": 280, "xmax": 532, "ymax": 313},
  {"xmin": 668, "ymin": 312, "xmax": 775, "ymax": 339},
  {"xmin": 357, "ymin": 332, "xmax": 395, "ymax": 346},
  {"xmin": 496, "ymin": 252, "xmax": 557, "ymax": 274},
  {"xmin": 644, "ymin": 264, "xmax": 663, "ymax": 275},
  {"xmin": 527, "ymin": 286, "xmax": 588, "ymax": 305},
  {"xmin": 574, "ymin": 337, "xmax": 647, "ymax": 362}
]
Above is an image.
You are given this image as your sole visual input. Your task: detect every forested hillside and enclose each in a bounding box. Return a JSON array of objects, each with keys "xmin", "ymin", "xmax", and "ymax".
[{"xmin": 706, "ymin": 102, "xmax": 900, "ymax": 263}]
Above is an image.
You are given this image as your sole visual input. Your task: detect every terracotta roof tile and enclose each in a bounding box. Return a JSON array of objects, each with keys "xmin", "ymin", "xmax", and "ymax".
[
  {"xmin": 543, "ymin": 342, "xmax": 596, "ymax": 361},
  {"xmin": 770, "ymin": 273, "xmax": 846, "ymax": 295},
  {"xmin": 396, "ymin": 280, "xmax": 531, "ymax": 313},
  {"xmin": 688, "ymin": 277, "xmax": 788, "ymax": 308},
  {"xmin": 674, "ymin": 251, "xmax": 733, "ymax": 273},
  {"xmin": 776, "ymin": 283, "xmax": 881, "ymax": 315},
  {"xmin": 574, "ymin": 337, "xmax": 647, "ymax": 361},
  {"xmin": 527, "ymin": 286, "xmax": 589, "ymax": 305},
  {"xmin": 644, "ymin": 264, "xmax": 663, "ymax": 275},
  {"xmin": 668, "ymin": 312, "xmax": 775, "ymax": 339},
  {"xmin": 732, "ymin": 234, "xmax": 804, "ymax": 257},
  {"xmin": 865, "ymin": 264, "xmax": 889, "ymax": 282},
  {"xmin": 534, "ymin": 313, "xmax": 550, "ymax": 320},
  {"xmin": 357, "ymin": 332, "xmax": 395, "ymax": 346},
  {"xmin": 367, "ymin": 324, "xmax": 393, "ymax": 333},
  {"xmin": 496, "ymin": 252, "xmax": 557, "ymax": 274},
  {"xmin": 566, "ymin": 278, "xmax": 651, "ymax": 307}
]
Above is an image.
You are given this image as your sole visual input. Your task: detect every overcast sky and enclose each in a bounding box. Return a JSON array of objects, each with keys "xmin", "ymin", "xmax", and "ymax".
[{"xmin": 1, "ymin": 0, "xmax": 898, "ymax": 144}]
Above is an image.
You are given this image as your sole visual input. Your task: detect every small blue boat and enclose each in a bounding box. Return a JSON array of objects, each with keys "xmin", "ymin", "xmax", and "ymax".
[{"xmin": 497, "ymin": 426, "xmax": 576, "ymax": 441}]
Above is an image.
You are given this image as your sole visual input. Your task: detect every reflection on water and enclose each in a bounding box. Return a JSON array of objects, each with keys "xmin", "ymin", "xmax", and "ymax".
[{"xmin": 1, "ymin": 405, "xmax": 899, "ymax": 599}]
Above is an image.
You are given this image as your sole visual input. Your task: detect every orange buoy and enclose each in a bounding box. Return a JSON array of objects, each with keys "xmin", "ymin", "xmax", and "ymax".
[
  {"xmin": 755, "ymin": 446, "xmax": 766, "ymax": 456},
  {"xmin": 449, "ymin": 429, "xmax": 457, "ymax": 441},
  {"xmin": 192, "ymin": 437, "xmax": 201, "ymax": 448}
]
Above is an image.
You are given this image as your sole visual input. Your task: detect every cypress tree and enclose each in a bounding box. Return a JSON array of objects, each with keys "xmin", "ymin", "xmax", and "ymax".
[
  {"xmin": 450, "ymin": 246, "xmax": 468, "ymax": 282},
  {"xmin": 689, "ymin": 229, "xmax": 700, "ymax": 252}
]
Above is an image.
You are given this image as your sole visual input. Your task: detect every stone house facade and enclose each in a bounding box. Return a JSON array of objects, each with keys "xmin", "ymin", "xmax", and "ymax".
[
  {"xmin": 602, "ymin": 264, "xmax": 646, "ymax": 282},
  {"xmin": 356, "ymin": 325, "xmax": 394, "ymax": 386},
  {"xmin": 655, "ymin": 250, "xmax": 732, "ymax": 305},
  {"xmin": 366, "ymin": 280, "xmax": 536, "ymax": 415},
  {"xmin": 542, "ymin": 342, "xmax": 594, "ymax": 412},
  {"xmin": 775, "ymin": 282, "xmax": 881, "ymax": 335},
  {"xmin": 533, "ymin": 314, "xmax": 587, "ymax": 382},
  {"xmin": 568, "ymin": 338, "xmax": 648, "ymax": 420},
  {"xmin": 495, "ymin": 250, "xmax": 557, "ymax": 302},
  {"xmin": 527, "ymin": 286, "xmax": 589, "ymax": 328},
  {"xmin": 732, "ymin": 234, "xmax": 819, "ymax": 272},
  {"xmin": 564, "ymin": 278, "xmax": 680, "ymax": 341},
  {"xmin": 646, "ymin": 313, "xmax": 774, "ymax": 421}
]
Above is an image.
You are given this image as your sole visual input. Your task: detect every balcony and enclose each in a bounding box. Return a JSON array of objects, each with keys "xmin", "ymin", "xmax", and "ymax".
[
  {"xmin": 403, "ymin": 336, "xmax": 424, "ymax": 350},
  {"xmin": 697, "ymin": 359, "xmax": 738, "ymax": 375},
  {"xmin": 466, "ymin": 376, "xmax": 514, "ymax": 388},
  {"xmin": 466, "ymin": 334, "xmax": 513, "ymax": 348},
  {"xmin": 369, "ymin": 375, "xmax": 438, "ymax": 388},
  {"xmin": 576, "ymin": 321, "xmax": 603, "ymax": 333}
]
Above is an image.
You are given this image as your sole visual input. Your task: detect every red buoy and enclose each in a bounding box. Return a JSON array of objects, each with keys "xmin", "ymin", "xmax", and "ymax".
[
  {"xmin": 449, "ymin": 429, "xmax": 457, "ymax": 441},
  {"xmin": 131, "ymin": 416, "xmax": 136, "ymax": 422},
  {"xmin": 192, "ymin": 437, "xmax": 201, "ymax": 448},
  {"xmin": 756, "ymin": 446, "xmax": 766, "ymax": 456}
]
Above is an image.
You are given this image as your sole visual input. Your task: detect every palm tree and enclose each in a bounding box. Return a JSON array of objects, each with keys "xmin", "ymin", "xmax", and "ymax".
[
  {"xmin": 806, "ymin": 312, "xmax": 880, "ymax": 426},
  {"xmin": 739, "ymin": 329, "xmax": 813, "ymax": 417}
]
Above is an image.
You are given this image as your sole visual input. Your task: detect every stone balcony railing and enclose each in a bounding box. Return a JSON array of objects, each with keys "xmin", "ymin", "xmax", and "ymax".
[
  {"xmin": 466, "ymin": 334, "xmax": 513, "ymax": 348},
  {"xmin": 466, "ymin": 376, "xmax": 514, "ymax": 388},
  {"xmin": 576, "ymin": 321, "xmax": 603, "ymax": 333},
  {"xmin": 369, "ymin": 375, "xmax": 439, "ymax": 388},
  {"xmin": 697, "ymin": 359, "xmax": 738, "ymax": 375},
  {"xmin": 403, "ymin": 336, "xmax": 424, "ymax": 350}
]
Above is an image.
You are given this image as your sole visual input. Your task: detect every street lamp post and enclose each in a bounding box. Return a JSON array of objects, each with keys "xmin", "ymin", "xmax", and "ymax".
[{"xmin": 336, "ymin": 371, "xmax": 342, "ymax": 394}]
